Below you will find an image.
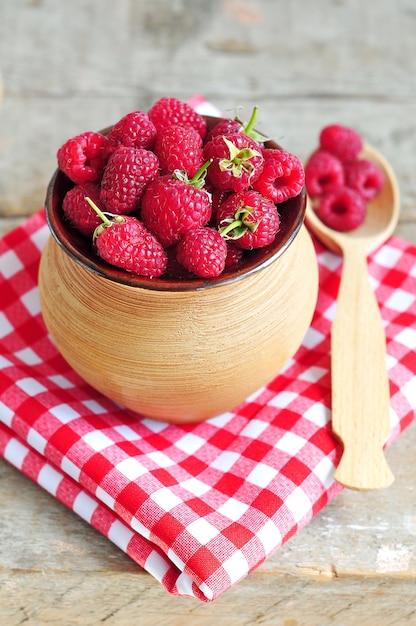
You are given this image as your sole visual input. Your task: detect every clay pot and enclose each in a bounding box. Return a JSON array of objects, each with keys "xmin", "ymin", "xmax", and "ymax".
[{"xmin": 38, "ymin": 117, "xmax": 319, "ymax": 423}]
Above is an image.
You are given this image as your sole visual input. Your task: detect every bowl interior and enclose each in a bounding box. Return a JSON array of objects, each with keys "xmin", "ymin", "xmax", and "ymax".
[{"xmin": 45, "ymin": 116, "xmax": 306, "ymax": 291}]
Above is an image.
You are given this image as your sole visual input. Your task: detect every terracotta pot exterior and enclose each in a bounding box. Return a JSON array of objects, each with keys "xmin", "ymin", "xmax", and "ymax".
[{"xmin": 39, "ymin": 225, "xmax": 318, "ymax": 423}]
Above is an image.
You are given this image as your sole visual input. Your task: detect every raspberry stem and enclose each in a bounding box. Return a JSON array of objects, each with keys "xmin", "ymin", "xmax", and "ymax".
[
  {"xmin": 243, "ymin": 106, "xmax": 258, "ymax": 136},
  {"xmin": 85, "ymin": 196, "xmax": 112, "ymax": 226}
]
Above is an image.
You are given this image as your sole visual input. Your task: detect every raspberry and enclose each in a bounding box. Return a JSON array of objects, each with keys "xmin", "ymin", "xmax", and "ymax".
[
  {"xmin": 205, "ymin": 117, "xmax": 243, "ymax": 143},
  {"xmin": 91, "ymin": 208, "xmax": 167, "ymax": 278},
  {"xmin": 344, "ymin": 158, "xmax": 385, "ymax": 202},
  {"xmin": 106, "ymin": 111, "xmax": 157, "ymax": 156},
  {"xmin": 57, "ymin": 131, "xmax": 108, "ymax": 184},
  {"xmin": 217, "ymin": 189, "xmax": 280, "ymax": 249},
  {"xmin": 316, "ymin": 187, "xmax": 366, "ymax": 232},
  {"xmin": 319, "ymin": 124, "xmax": 363, "ymax": 162},
  {"xmin": 224, "ymin": 242, "xmax": 244, "ymax": 269},
  {"xmin": 154, "ymin": 124, "xmax": 204, "ymax": 178},
  {"xmin": 204, "ymin": 133, "xmax": 264, "ymax": 192},
  {"xmin": 305, "ymin": 150, "xmax": 345, "ymax": 198},
  {"xmin": 62, "ymin": 182, "xmax": 104, "ymax": 236},
  {"xmin": 176, "ymin": 227, "xmax": 227, "ymax": 278},
  {"xmin": 253, "ymin": 149, "xmax": 305, "ymax": 203},
  {"xmin": 100, "ymin": 146, "xmax": 159, "ymax": 214},
  {"xmin": 148, "ymin": 96, "xmax": 207, "ymax": 139},
  {"xmin": 141, "ymin": 172, "xmax": 212, "ymax": 248}
]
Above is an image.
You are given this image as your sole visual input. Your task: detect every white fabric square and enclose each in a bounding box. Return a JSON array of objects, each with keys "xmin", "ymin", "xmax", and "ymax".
[
  {"xmin": 150, "ymin": 487, "xmax": 182, "ymax": 512},
  {"xmin": 312, "ymin": 456, "xmax": 336, "ymax": 488},
  {"xmin": 0, "ymin": 401, "xmax": 14, "ymax": 427},
  {"xmin": 395, "ymin": 327, "xmax": 416, "ymax": 350},
  {"xmin": 303, "ymin": 402, "xmax": 331, "ymax": 426},
  {"xmin": 222, "ymin": 550, "xmax": 248, "ymax": 584},
  {"xmin": 385, "ymin": 288, "xmax": 415, "ymax": 312},
  {"xmin": 116, "ymin": 457, "xmax": 147, "ymax": 481},
  {"xmin": 83, "ymin": 430, "xmax": 114, "ymax": 452},
  {"xmin": 31, "ymin": 224, "xmax": 50, "ymax": 252},
  {"xmin": 208, "ymin": 411, "xmax": 234, "ymax": 427},
  {"xmin": 174, "ymin": 433, "xmax": 205, "ymax": 454},
  {"xmin": 187, "ymin": 517, "xmax": 218, "ymax": 544},
  {"xmin": 0, "ymin": 249, "xmax": 23, "ymax": 278},
  {"xmin": 218, "ymin": 498, "xmax": 249, "ymax": 521},
  {"xmin": 147, "ymin": 451, "xmax": 175, "ymax": 468},
  {"xmin": 373, "ymin": 245, "xmax": 402, "ymax": 268},
  {"xmin": 27, "ymin": 427, "xmax": 47, "ymax": 455},
  {"xmin": 81, "ymin": 399, "xmax": 107, "ymax": 414},
  {"xmin": 323, "ymin": 301, "xmax": 337, "ymax": 322},
  {"xmin": 48, "ymin": 374, "xmax": 75, "ymax": 389},
  {"xmin": 14, "ymin": 347, "xmax": 42, "ymax": 365},
  {"xmin": 0, "ymin": 354, "xmax": 12, "ymax": 369},
  {"xmin": 145, "ymin": 550, "xmax": 170, "ymax": 583},
  {"xmin": 181, "ymin": 477, "xmax": 211, "ymax": 496},
  {"xmin": 95, "ymin": 486, "xmax": 115, "ymax": 510},
  {"xmin": 49, "ymin": 403, "xmax": 80, "ymax": 423},
  {"xmin": 210, "ymin": 450, "xmax": 239, "ymax": 472},
  {"xmin": 61, "ymin": 456, "xmax": 81, "ymax": 481},
  {"xmin": 4, "ymin": 438, "xmax": 28, "ymax": 469},
  {"xmin": 239, "ymin": 419, "xmax": 268, "ymax": 438},
  {"xmin": 0, "ymin": 312, "xmax": 13, "ymax": 340},
  {"xmin": 275, "ymin": 432, "xmax": 306, "ymax": 456},
  {"xmin": 108, "ymin": 519, "xmax": 134, "ymax": 552},
  {"xmin": 246, "ymin": 462, "xmax": 278, "ymax": 488},
  {"xmin": 37, "ymin": 464, "xmax": 63, "ymax": 496},
  {"xmin": 302, "ymin": 326, "xmax": 325, "ymax": 349},
  {"xmin": 73, "ymin": 491, "xmax": 98, "ymax": 523},
  {"xmin": 21, "ymin": 287, "xmax": 41, "ymax": 316},
  {"xmin": 256, "ymin": 518, "xmax": 282, "ymax": 555},
  {"xmin": 267, "ymin": 391, "xmax": 297, "ymax": 409},
  {"xmin": 113, "ymin": 424, "xmax": 141, "ymax": 441},
  {"xmin": 141, "ymin": 418, "xmax": 169, "ymax": 433},
  {"xmin": 285, "ymin": 487, "xmax": 312, "ymax": 522},
  {"xmin": 401, "ymin": 376, "xmax": 416, "ymax": 405},
  {"xmin": 317, "ymin": 251, "xmax": 342, "ymax": 271},
  {"xmin": 298, "ymin": 366, "xmax": 327, "ymax": 382},
  {"xmin": 131, "ymin": 516, "xmax": 151, "ymax": 539},
  {"xmin": 174, "ymin": 571, "xmax": 196, "ymax": 598},
  {"xmin": 16, "ymin": 377, "xmax": 47, "ymax": 396}
]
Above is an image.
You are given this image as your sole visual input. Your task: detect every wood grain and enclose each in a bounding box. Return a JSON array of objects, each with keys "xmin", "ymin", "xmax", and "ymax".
[{"xmin": 1, "ymin": 0, "xmax": 416, "ymax": 623}]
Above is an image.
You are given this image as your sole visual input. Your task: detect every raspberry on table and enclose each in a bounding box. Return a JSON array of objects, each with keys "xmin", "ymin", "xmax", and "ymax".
[
  {"xmin": 316, "ymin": 186, "xmax": 366, "ymax": 232},
  {"xmin": 203, "ymin": 133, "xmax": 264, "ymax": 193},
  {"xmin": 217, "ymin": 189, "xmax": 280, "ymax": 249},
  {"xmin": 141, "ymin": 173, "xmax": 212, "ymax": 248},
  {"xmin": 62, "ymin": 182, "xmax": 104, "ymax": 237},
  {"xmin": 319, "ymin": 124, "xmax": 363, "ymax": 162},
  {"xmin": 148, "ymin": 96, "xmax": 207, "ymax": 139},
  {"xmin": 106, "ymin": 111, "xmax": 157, "ymax": 156},
  {"xmin": 154, "ymin": 124, "xmax": 204, "ymax": 178},
  {"xmin": 176, "ymin": 227, "xmax": 228, "ymax": 278},
  {"xmin": 304, "ymin": 149, "xmax": 345, "ymax": 198},
  {"xmin": 100, "ymin": 146, "xmax": 159, "ymax": 214},
  {"xmin": 344, "ymin": 158, "xmax": 385, "ymax": 202},
  {"xmin": 253, "ymin": 148, "xmax": 305, "ymax": 203},
  {"xmin": 57, "ymin": 131, "xmax": 108, "ymax": 185}
]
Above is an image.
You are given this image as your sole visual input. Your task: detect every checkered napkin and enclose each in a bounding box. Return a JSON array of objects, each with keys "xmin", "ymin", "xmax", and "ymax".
[{"xmin": 1, "ymin": 102, "xmax": 416, "ymax": 602}]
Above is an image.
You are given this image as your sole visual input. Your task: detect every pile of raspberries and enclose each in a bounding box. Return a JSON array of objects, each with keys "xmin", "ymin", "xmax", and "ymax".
[
  {"xmin": 56, "ymin": 97, "xmax": 305, "ymax": 279},
  {"xmin": 305, "ymin": 124, "xmax": 385, "ymax": 232}
]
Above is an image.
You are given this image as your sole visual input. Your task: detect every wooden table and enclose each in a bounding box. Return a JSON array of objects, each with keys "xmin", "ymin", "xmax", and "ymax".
[{"xmin": 1, "ymin": 1, "xmax": 415, "ymax": 624}]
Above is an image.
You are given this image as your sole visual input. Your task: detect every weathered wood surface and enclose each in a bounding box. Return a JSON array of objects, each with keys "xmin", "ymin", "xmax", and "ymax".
[{"xmin": 1, "ymin": 1, "xmax": 416, "ymax": 624}]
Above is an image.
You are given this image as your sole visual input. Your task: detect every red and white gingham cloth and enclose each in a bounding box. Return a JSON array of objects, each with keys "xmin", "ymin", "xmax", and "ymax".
[{"xmin": 1, "ymin": 101, "xmax": 416, "ymax": 601}]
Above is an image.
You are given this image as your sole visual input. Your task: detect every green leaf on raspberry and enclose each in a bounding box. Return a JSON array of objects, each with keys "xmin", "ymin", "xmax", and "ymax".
[
  {"xmin": 219, "ymin": 205, "xmax": 259, "ymax": 240},
  {"xmin": 219, "ymin": 137, "xmax": 261, "ymax": 179},
  {"xmin": 173, "ymin": 159, "xmax": 212, "ymax": 190}
]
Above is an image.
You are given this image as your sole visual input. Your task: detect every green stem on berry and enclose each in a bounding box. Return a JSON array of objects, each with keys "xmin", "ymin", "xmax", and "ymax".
[
  {"xmin": 188, "ymin": 159, "xmax": 212, "ymax": 186},
  {"xmin": 219, "ymin": 206, "xmax": 259, "ymax": 240},
  {"xmin": 85, "ymin": 196, "xmax": 112, "ymax": 226},
  {"xmin": 243, "ymin": 106, "xmax": 258, "ymax": 136}
]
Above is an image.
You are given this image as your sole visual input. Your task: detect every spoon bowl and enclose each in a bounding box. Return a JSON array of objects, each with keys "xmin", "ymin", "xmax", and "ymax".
[{"xmin": 305, "ymin": 144, "xmax": 400, "ymax": 490}]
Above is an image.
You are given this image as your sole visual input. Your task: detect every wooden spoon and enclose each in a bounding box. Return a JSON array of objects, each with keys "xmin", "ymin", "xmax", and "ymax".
[{"xmin": 305, "ymin": 144, "xmax": 400, "ymax": 490}]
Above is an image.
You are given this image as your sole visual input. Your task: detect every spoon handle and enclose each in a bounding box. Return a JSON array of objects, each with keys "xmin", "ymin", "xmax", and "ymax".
[{"xmin": 331, "ymin": 246, "xmax": 394, "ymax": 490}]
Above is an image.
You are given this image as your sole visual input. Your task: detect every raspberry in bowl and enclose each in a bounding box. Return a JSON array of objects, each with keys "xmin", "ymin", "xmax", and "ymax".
[{"xmin": 38, "ymin": 103, "xmax": 319, "ymax": 424}]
